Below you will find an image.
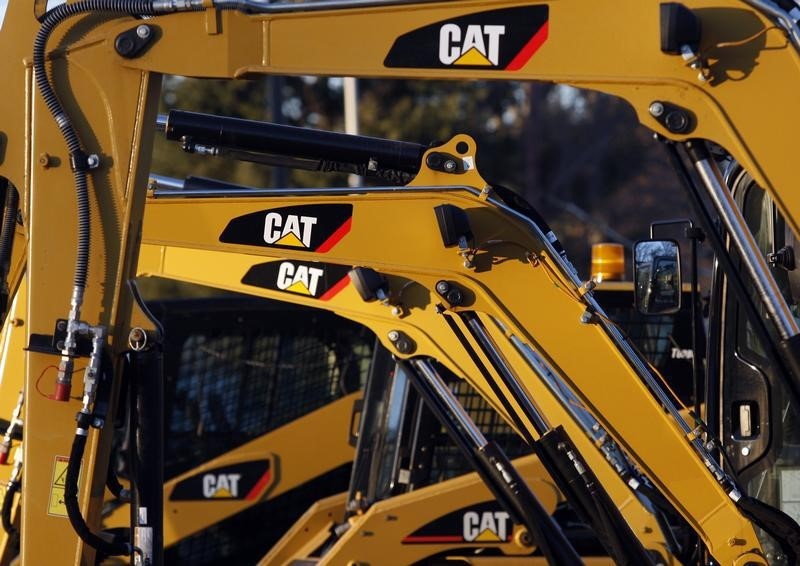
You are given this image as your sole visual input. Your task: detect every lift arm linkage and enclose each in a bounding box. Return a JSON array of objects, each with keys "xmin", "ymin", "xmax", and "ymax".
[
  {"xmin": 5, "ymin": 0, "xmax": 798, "ymax": 563},
  {"xmin": 141, "ymin": 133, "xmax": 762, "ymax": 564}
]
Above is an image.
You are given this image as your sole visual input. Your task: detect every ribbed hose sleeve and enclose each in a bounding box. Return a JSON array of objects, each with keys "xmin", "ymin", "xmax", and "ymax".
[
  {"xmin": 0, "ymin": 186, "xmax": 19, "ymax": 279},
  {"xmin": 32, "ymin": 0, "xmax": 155, "ymax": 291}
]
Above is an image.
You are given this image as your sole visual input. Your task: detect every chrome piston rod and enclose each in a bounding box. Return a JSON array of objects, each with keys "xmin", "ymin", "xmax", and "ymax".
[
  {"xmin": 410, "ymin": 359, "xmax": 488, "ymax": 449},
  {"xmin": 459, "ymin": 312, "xmax": 550, "ymax": 435},
  {"xmin": 686, "ymin": 141, "xmax": 799, "ymax": 341}
]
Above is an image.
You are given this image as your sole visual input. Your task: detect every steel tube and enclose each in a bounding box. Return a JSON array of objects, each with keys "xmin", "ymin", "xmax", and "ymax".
[{"xmin": 686, "ymin": 140, "xmax": 799, "ymax": 340}]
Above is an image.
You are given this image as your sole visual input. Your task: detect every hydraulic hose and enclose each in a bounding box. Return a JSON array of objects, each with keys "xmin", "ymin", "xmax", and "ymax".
[
  {"xmin": 1, "ymin": 478, "xmax": 19, "ymax": 536},
  {"xmin": 737, "ymin": 494, "xmax": 800, "ymax": 564},
  {"xmin": 106, "ymin": 465, "xmax": 129, "ymax": 501},
  {"xmin": 33, "ymin": 0, "xmax": 203, "ymax": 401},
  {"xmin": 32, "ymin": 0, "xmax": 206, "ymax": 294},
  {"xmin": 65, "ymin": 431, "xmax": 132, "ymax": 557},
  {"xmin": 34, "ymin": 0, "xmax": 153, "ymax": 400},
  {"xmin": 0, "ymin": 185, "xmax": 18, "ymax": 280},
  {"xmin": 0, "ymin": 184, "xmax": 19, "ymax": 319}
]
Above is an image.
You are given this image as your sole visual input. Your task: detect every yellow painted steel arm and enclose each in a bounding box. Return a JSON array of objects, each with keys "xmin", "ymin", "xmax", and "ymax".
[
  {"xmin": 108, "ymin": 0, "xmax": 800, "ymax": 235},
  {"xmin": 0, "ymin": 272, "xmax": 673, "ymax": 563},
  {"xmin": 137, "ymin": 129, "xmax": 745, "ymax": 562},
  {"xmin": 136, "ymin": 244, "xmax": 676, "ymax": 563},
  {"xmin": 4, "ymin": 1, "xmax": 797, "ymax": 563},
  {"xmin": 260, "ymin": 455, "xmax": 579, "ymax": 565}
]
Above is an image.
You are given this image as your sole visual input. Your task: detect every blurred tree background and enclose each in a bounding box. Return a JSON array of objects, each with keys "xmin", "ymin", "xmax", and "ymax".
[{"xmin": 152, "ymin": 76, "xmax": 698, "ymax": 279}]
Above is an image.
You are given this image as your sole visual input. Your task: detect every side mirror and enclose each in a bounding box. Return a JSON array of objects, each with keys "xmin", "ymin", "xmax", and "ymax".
[{"xmin": 634, "ymin": 239, "xmax": 682, "ymax": 315}]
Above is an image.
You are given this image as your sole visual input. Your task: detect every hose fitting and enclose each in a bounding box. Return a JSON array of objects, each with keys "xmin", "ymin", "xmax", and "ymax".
[{"xmin": 0, "ymin": 391, "xmax": 24, "ymax": 464}]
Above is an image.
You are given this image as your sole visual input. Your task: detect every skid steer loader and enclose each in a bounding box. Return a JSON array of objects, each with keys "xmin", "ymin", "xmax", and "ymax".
[{"xmin": 4, "ymin": 0, "xmax": 800, "ymax": 564}]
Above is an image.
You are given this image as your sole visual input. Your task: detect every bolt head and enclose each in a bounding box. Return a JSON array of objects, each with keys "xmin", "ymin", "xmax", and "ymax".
[
  {"xmin": 426, "ymin": 154, "xmax": 442, "ymax": 168},
  {"xmin": 518, "ymin": 530, "xmax": 533, "ymax": 547},
  {"xmin": 446, "ymin": 288, "xmax": 463, "ymax": 306},
  {"xmin": 116, "ymin": 36, "xmax": 135, "ymax": 56},
  {"xmin": 435, "ymin": 281, "xmax": 450, "ymax": 294},
  {"xmin": 741, "ymin": 446, "xmax": 751, "ymax": 456},
  {"xmin": 443, "ymin": 160, "xmax": 457, "ymax": 172},
  {"xmin": 395, "ymin": 338, "xmax": 413, "ymax": 354},
  {"xmin": 665, "ymin": 111, "xmax": 690, "ymax": 133},
  {"xmin": 86, "ymin": 154, "xmax": 100, "ymax": 169},
  {"xmin": 387, "ymin": 330, "xmax": 400, "ymax": 342},
  {"xmin": 649, "ymin": 102, "xmax": 665, "ymax": 118},
  {"xmin": 136, "ymin": 25, "xmax": 151, "ymax": 39}
]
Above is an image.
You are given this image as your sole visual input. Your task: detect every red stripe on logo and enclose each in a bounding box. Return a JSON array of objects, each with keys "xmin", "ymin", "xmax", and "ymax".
[
  {"xmin": 505, "ymin": 21, "xmax": 549, "ymax": 71},
  {"xmin": 315, "ymin": 217, "xmax": 352, "ymax": 253},
  {"xmin": 319, "ymin": 276, "xmax": 351, "ymax": 301},
  {"xmin": 245, "ymin": 470, "xmax": 272, "ymax": 501}
]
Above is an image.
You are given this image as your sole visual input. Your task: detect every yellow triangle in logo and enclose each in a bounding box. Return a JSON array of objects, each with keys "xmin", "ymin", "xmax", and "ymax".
[
  {"xmin": 455, "ymin": 47, "xmax": 492, "ymax": 66},
  {"xmin": 212, "ymin": 488, "xmax": 233, "ymax": 499},
  {"xmin": 474, "ymin": 529, "xmax": 502, "ymax": 542},
  {"xmin": 275, "ymin": 232, "xmax": 306, "ymax": 248},
  {"xmin": 286, "ymin": 281, "xmax": 312, "ymax": 295}
]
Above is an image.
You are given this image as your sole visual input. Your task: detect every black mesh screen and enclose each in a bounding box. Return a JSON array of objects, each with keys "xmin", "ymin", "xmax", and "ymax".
[
  {"xmin": 150, "ymin": 295, "xmax": 532, "ymax": 564},
  {"xmin": 150, "ymin": 297, "xmax": 374, "ymax": 565},
  {"xmin": 155, "ymin": 297, "xmax": 374, "ymax": 480}
]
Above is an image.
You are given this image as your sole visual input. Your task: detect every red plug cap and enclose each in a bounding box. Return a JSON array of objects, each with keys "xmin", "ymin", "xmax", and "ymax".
[{"xmin": 51, "ymin": 381, "xmax": 71, "ymax": 402}]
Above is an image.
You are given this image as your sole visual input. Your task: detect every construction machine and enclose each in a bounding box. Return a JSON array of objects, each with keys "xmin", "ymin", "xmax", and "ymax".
[{"xmin": 3, "ymin": 0, "xmax": 800, "ymax": 564}]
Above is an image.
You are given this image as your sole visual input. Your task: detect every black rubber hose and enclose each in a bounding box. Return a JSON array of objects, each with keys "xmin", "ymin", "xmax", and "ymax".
[
  {"xmin": 1, "ymin": 479, "xmax": 19, "ymax": 536},
  {"xmin": 737, "ymin": 494, "xmax": 800, "ymax": 564},
  {"xmin": 106, "ymin": 465, "xmax": 126, "ymax": 500},
  {"xmin": 65, "ymin": 433, "xmax": 131, "ymax": 556},
  {"xmin": 0, "ymin": 185, "xmax": 18, "ymax": 279},
  {"xmin": 32, "ymin": 0, "xmax": 157, "ymax": 294},
  {"xmin": 0, "ymin": 184, "xmax": 19, "ymax": 309}
]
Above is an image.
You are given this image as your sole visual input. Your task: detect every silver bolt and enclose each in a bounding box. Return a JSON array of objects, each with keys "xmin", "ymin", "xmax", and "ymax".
[
  {"xmin": 390, "ymin": 306, "xmax": 401, "ymax": 317},
  {"xmin": 136, "ymin": 25, "xmax": 151, "ymax": 39},
  {"xmin": 436, "ymin": 281, "xmax": 450, "ymax": 294},
  {"xmin": 443, "ymin": 160, "xmax": 457, "ymax": 172},
  {"xmin": 92, "ymin": 417, "xmax": 104, "ymax": 428},
  {"xmin": 387, "ymin": 330, "xmax": 400, "ymax": 342},
  {"xmin": 580, "ymin": 311, "xmax": 593, "ymax": 324},
  {"xmin": 741, "ymin": 446, "xmax": 751, "ymax": 456},
  {"xmin": 649, "ymin": 102, "xmax": 665, "ymax": 118},
  {"xmin": 86, "ymin": 154, "xmax": 100, "ymax": 169}
]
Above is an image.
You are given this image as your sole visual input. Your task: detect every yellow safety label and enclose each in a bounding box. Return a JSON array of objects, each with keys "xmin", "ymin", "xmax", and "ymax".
[{"xmin": 48, "ymin": 455, "xmax": 72, "ymax": 517}]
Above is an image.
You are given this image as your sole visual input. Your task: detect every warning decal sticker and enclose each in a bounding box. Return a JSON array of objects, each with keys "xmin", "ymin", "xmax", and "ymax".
[{"xmin": 48, "ymin": 455, "xmax": 72, "ymax": 517}]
